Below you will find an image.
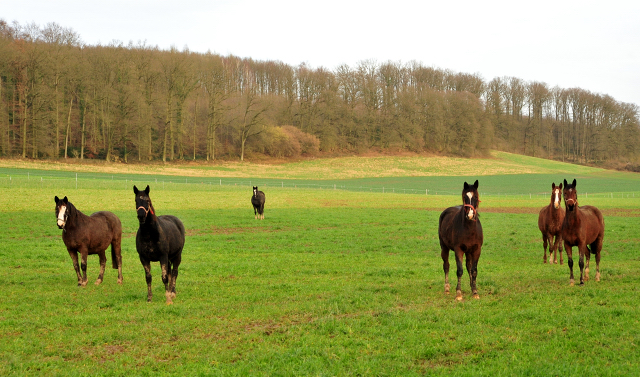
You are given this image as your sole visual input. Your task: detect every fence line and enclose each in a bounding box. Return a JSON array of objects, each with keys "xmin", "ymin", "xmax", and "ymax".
[{"xmin": 1, "ymin": 174, "xmax": 639, "ymax": 199}]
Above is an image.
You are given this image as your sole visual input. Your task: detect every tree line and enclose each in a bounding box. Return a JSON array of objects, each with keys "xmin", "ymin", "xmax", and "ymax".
[{"xmin": 1, "ymin": 20, "xmax": 638, "ymax": 164}]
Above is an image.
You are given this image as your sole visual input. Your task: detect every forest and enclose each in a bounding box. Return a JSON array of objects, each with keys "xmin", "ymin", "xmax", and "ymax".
[{"xmin": 1, "ymin": 20, "xmax": 639, "ymax": 164}]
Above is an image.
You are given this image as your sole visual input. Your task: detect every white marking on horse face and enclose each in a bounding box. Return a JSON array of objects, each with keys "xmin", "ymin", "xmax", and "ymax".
[
  {"xmin": 57, "ymin": 205, "xmax": 66, "ymax": 227},
  {"xmin": 554, "ymin": 190, "xmax": 560, "ymax": 208},
  {"xmin": 466, "ymin": 192, "xmax": 473, "ymax": 201},
  {"xmin": 467, "ymin": 208, "xmax": 474, "ymax": 219}
]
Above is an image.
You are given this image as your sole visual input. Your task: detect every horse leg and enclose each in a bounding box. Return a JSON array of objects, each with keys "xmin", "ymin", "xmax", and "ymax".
[
  {"xmin": 454, "ymin": 248, "xmax": 464, "ymax": 301},
  {"xmin": 542, "ymin": 234, "xmax": 549, "ymax": 264},
  {"xmin": 584, "ymin": 246, "xmax": 591, "ymax": 281},
  {"xmin": 469, "ymin": 246, "xmax": 480, "ymax": 299},
  {"xmin": 95, "ymin": 251, "xmax": 106, "ymax": 285},
  {"xmin": 261, "ymin": 204, "xmax": 265, "ymax": 220},
  {"xmin": 565, "ymin": 240, "xmax": 574, "ymax": 286},
  {"xmin": 170, "ymin": 255, "xmax": 182, "ymax": 299},
  {"xmin": 141, "ymin": 259, "xmax": 153, "ymax": 302},
  {"xmin": 592, "ymin": 238, "xmax": 603, "ymax": 282},
  {"xmin": 556, "ymin": 236, "xmax": 563, "ymax": 265},
  {"xmin": 578, "ymin": 244, "xmax": 586, "ymax": 285},
  {"xmin": 68, "ymin": 250, "xmax": 83, "ymax": 286},
  {"xmin": 160, "ymin": 256, "xmax": 172, "ymax": 304},
  {"xmin": 441, "ymin": 247, "xmax": 450, "ymax": 294},
  {"xmin": 79, "ymin": 249, "xmax": 89, "ymax": 287},
  {"xmin": 254, "ymin": 206, "xmax": 257, "ymax": 220}
]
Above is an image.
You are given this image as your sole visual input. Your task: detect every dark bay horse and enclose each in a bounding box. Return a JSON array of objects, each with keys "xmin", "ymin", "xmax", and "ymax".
[
  {"xmin": 54, "ymin": 196, "xmax": 123, "ymax": 286},
  {"xmin": 561, "ymin": 179, "xmax": 605, "ymax": 285},
  {"xmin": 133, "ymin": 185, "xmax": 185, "ymax": 304},
  {"xmin": 538, "ymin": 182, "xmax": 565, "ymax": 264},
  {"xmin": 438, "ymin": 180, "xmax": 483, "ymax": 301},
  {"xmin": 251, "ymin": 186, "xmax": 266, "ymax": 220}
]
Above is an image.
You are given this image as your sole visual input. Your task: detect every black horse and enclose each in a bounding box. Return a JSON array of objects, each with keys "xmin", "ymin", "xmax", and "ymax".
[
  {"xmin": 561, "ymin": 179, "xmax": 605, "ymax": 286},
  {"xmin": 133, "ymin": 185, "xmax": 185, "ymax": 304},
  {"xmin": 251, "ymin": 186, "xmax": 266, "ymax": 220},
  {"xmin": 54, "ymin": 196, "xmax": 123, "ymax": 286},
  {"xmin": 438, "ymin": 180, "xmax": 483, "ymax": 301}
]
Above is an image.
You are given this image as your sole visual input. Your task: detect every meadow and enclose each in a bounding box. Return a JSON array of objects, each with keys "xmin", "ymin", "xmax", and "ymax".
[{"xmin": 1, "ymin": 153, "xmax": 639, "ymax": 376}]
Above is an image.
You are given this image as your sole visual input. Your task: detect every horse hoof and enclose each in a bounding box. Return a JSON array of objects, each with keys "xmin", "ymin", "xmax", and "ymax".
[
  {"xmin": 117, "ymin": 279, "xmax": 123, "ymax": 285},
  {"xmin": 570, "ymin": 280, "xmax": 574, "ymax": 286},
  {"xmin": 580, "ymin": 281, "xmax": 585, "ymax": 286},
  {"xmin": 94, "ymin": 279, "xmax": 102, "ymax": 285},
  {"xmin": 473, "ymin": 294, "xmax": 480, "ymax": 299},
  {"xmin": 455, "ymin": 296, "xmax": 463, "ymax": 302}
]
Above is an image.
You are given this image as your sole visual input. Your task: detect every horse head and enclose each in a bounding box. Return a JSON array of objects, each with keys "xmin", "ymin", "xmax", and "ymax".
[
  {"xmin": 54, "ymin": 196, "xmax": 69, "ymax": 229},
  {"xmin": 563, "ymin": 179, "xmax": 578, "ymax": 211},
  {"xmin": 462, "ymin": 180, "xmax": 480, "ymax": 221},
  {"xmin": 133, "ymin": 185, "xmax": 154, "ymax": 224},
  {"xmin": 552, "ymin": 182, "xmax": 563, "ymax": 209},
  {"xmin": 253, "ymin": 186, "xmax": 258, "ymax": 197}
]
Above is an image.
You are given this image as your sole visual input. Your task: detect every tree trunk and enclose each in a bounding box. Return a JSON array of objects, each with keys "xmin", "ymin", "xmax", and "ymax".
[
  {"xmin": 81, "ymin": 98, "xmax": 86, "ymax": 159},
  {"xmin": 64, "ymin": 96, "xmax": 74, "ymax": 158}
]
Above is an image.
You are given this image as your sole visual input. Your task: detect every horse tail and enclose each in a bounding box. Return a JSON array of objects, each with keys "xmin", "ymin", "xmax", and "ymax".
[
  {"xmin": 109, "ymin": 214, "xmax": 123, "ymax": 269},
  {"xmin": 111, "ymin": 244, "xmax": 118, "ymax": 269}
]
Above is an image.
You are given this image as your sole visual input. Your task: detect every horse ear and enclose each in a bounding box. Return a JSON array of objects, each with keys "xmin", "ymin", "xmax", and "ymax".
[
  {"xmin": 54, "ymin": 196, "xmax": 59, "ymax": 203},
  {"xmin": 463, "ymin": 182, "xmax": 469, "ymax": 190},
  {"xmin": 559, "ymin": 183, "xmax": 563, "ymax": 190},
  {"xmin": 473, "ymin": 180, "xmax": 479, "ymax": 189},
  {"xmin": 145, "ymin": 185, "xmax": 150, "ymax": 194},
  {"xmin": 63, "ymin": 196, "xmax": 68, "ymax": 203},
  {"xmin": 563, "ymin": 179, "xmax": 568, "ymax": 187},
  {"xmin": 552, "ymin": 183, "xmax": 556, "ymax": 189},
  {"xmin": 572, "ymin": 179, "xmax": 576, "ymax": 187},
  {"xmin": 133, "ymin": 185, "xmax": 139, "ymax": 195}
]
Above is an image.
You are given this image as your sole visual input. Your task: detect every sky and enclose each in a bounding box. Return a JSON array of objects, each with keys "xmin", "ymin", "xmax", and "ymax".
[{"xmin": 4, "ymin": 0, "xmax": 640, "ymax": 106}]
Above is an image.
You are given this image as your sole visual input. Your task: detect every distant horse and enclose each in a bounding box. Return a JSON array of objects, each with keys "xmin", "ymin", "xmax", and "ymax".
[
  {"xmin": 561, "ymin": 179, "xmax": 605, "ymax": 285},
  {"xmin": 538, "ymin": 182, "xmax": 565, "ymax": 264},
  {"xmin": 133, "ymin": 185, "xmax": 185, "ymax": 304},
  {"xmin": 251, "ymin": 186, "xmax": 266, "ymax": 220},
  {"xmin": 438, "ymin": 180, "xmax": 483, "ymax": 300},
  {"xmin": 54, "ymin": 196, "xmax": 123, "ymax": 286}
]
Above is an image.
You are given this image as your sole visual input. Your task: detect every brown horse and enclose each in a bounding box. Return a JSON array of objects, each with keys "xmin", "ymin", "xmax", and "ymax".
[
  {"xmin": 561, "ymin": 179, "xmax": 605, "ymax": 286},
  {"xmin": 538, "ymin": 182, "xmax": 565, "ymax": 264},
  {"xmin": 439, "ymin": 180, "xmax": 483, "ymax": 301},
  {"xmin": 54, "ymin": 196, "xmax": 123, "ymax": 286}
]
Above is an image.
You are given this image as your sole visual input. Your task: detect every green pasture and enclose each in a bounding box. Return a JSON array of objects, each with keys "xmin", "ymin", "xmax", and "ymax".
[{"xmin": 1, "ymin": 177, "xmax": 640, "ymax": 375}]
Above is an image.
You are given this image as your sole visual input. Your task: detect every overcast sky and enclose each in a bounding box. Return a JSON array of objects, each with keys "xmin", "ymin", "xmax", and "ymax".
[{"xmin": 4, "ymin": 0, "xmax": 640, "ymax": 106}]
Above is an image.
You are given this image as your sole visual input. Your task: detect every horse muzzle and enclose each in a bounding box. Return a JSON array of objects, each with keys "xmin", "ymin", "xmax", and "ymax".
[{"xmin": 57, "ymin": 221, "xmax": 65, "ymax": 229}]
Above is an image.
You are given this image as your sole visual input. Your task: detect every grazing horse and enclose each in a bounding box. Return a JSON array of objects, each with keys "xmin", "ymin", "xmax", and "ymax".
[
  {"xmin": 561, "ymin": 179, "xmax": 605, "ymax": 286},
  {"xmin": 251, "ymin": 186, "xmax": 266, "ymax": 220},
  {"xmin": 438, "ymin": 180, "xmax": 483, "ymax": 301},
  {"xmin": 54, "ymin": 196, "xmax": 123, "ymax": 286},
  {"xmin": 538, "ymin": 182, "xmax": 565, "ymax": 264},
  {"xmin": 133, "ymin": 185, "xmax": 185, "ymax": 304}
]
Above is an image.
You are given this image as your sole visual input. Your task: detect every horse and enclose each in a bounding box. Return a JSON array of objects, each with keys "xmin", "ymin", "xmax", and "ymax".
[
  {"xmin": 54, "ymin": 196, "xmax": 123, "ymax": 286},
  {"xmin": 133, "ymin": 185, "xmax": 185, "ymax": 304},
  {"xmin": 561, "ymin": 179, "xmax": 605, "ymax": 286},
  {"xmin": 438, "ymin": 180, "xmax": 483, "ymax": 301},
  {"xmin": 538, "ymin": 182, "xmax": 565, "ymax": 264},
  {"xmin": 251, "ymin": 186, "xmax": 266, "ymax": 220}
]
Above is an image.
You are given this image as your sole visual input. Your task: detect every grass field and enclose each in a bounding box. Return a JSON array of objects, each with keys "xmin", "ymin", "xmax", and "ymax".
[{"xmin": 1, "ymin": 153, "xmax": 640, "ymax": 375}]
